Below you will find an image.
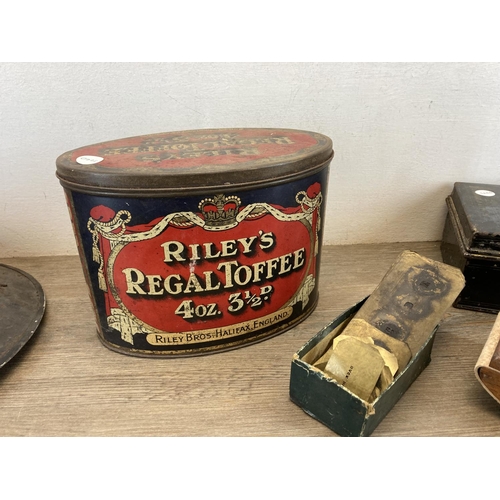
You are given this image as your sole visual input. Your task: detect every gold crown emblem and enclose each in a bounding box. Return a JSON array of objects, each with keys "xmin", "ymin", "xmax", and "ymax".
[{"xmin": 199, "ymin": 194, "xmax": 241, "ymax": 229}]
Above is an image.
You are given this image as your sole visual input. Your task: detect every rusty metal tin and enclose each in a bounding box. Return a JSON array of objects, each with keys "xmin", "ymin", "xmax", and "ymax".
[{"xmin": 56, "ymin": 128, "xmax": 333, "ymax": 357}]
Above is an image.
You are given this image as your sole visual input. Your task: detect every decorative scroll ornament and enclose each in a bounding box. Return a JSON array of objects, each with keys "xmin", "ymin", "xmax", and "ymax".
[
  {"xmin": 107, "ymin": 308, "xmax": 148, "ymax": 344},
  {"xmin": 87, "ymin": 210, "xmax": 131, "ymax": 291},
  {"xmin": 290, "ymin": 274, "xmax": 316, "ymax": 310}
]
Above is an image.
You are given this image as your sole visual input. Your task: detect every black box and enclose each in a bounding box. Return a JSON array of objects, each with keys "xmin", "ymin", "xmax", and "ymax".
[{"xmin": 441, "ymin": 182, "xmax": 500, "ymax": 314}]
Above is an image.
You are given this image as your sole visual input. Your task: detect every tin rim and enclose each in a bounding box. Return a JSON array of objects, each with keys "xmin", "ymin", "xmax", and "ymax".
[
  {"xmin": 56, "ymin": 128, "xmax": 333, "ymax": 194},
  {"xmin": 57, "ymin": 153, "xmax": 333, "ymax": 197}
]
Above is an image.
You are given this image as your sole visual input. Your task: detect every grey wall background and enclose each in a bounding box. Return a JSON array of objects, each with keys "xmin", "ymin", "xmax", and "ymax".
[{"xmin": 1, "ymin": 62, "xmax": 500, "ymax": 257}]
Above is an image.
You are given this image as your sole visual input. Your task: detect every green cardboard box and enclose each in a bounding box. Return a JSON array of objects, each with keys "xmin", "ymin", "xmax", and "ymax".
[{"xmin": 289, "ymin": 299, "xmax": 437, "ymax": 437}]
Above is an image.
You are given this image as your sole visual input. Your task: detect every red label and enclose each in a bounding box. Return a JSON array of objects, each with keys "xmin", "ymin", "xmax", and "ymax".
[
  {"xmin": 72, "ymin": 129, "xmax": 319, "ymax": 170},
  {"xmin": 87, "ymin": 183, "xmax": 322, "ymax": 348}
]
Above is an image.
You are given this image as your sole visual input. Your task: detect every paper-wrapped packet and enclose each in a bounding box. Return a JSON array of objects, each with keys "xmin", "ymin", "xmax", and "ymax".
[{"xmin": 316, "ymin": 250, "xmax": 465, "ymax": 402}]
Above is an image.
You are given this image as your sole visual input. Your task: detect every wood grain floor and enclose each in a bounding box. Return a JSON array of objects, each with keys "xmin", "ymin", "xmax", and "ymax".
[{"xmin": 1, "ymin": 241, "xmax": 499, "ymax": 436}]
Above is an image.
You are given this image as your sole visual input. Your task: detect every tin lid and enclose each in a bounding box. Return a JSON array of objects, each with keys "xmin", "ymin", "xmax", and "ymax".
[
  {"xmin": 448, "ymin": 182, "xmax": 500, "ymax": 255},
  {"xmin": 56, "ymin": 128, "xmax": 333, "ymax": 195},
  {"xmin": 0, "ymin": 264, "xmax": 45, "ymax": 368}
]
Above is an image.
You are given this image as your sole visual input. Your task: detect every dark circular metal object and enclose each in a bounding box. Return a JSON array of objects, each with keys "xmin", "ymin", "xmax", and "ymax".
[{"xmin": 0, "ymin": 264, "xmax": 45, "ymax": 368}]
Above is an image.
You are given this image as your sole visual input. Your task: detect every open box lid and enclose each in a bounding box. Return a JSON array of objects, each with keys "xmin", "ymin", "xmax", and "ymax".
[{"xmin": 447, "ymin": 182, "xmax": 500, "ymax": 256}]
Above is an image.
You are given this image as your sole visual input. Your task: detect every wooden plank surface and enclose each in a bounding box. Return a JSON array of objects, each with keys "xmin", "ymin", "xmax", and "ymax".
[{"xmin": 1, "ymin": 241, "xmax": 499, "ymax": 436}]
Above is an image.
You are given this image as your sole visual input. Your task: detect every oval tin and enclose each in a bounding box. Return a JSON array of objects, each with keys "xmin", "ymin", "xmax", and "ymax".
[{"xmin": 56, "ymin": 128, "xmax": 334, "ymax": 357}]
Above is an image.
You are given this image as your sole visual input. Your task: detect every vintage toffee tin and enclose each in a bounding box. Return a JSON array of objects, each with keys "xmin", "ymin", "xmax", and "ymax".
[{"xmin": 56, "ymin": 128, "xmax": 334, "ymax": 357}]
